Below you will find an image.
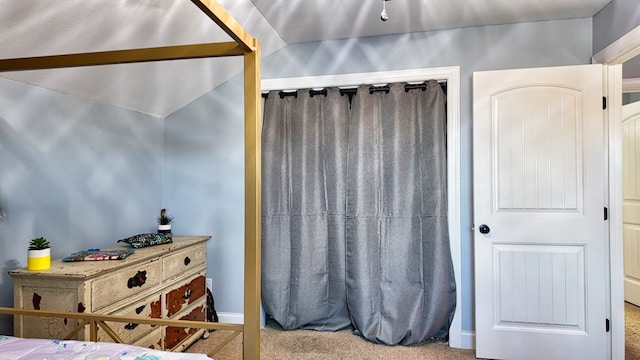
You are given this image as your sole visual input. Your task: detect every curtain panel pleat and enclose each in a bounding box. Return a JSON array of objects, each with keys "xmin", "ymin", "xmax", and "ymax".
[{"xmin": 261, "ymin": 80, "xmax": 456, "ymax": 345}]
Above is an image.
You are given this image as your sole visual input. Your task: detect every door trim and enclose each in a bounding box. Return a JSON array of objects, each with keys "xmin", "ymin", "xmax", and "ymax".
[
  {"xmin": 592, "ymin": 24, "xmax": 640, "ymax": 65},
  {"xmin": 592, "ymin": 26, "xmax": 636, "ymax": 360},
  {"xmin": 262, "ymin": 66, "xmax": 465, "ymax": 348},
  {"xmin": 605, "ymin": 65, "xmax": 624, "ymax": 360}
]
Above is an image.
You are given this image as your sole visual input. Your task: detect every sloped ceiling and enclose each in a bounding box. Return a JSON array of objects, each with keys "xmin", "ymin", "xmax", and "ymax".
[
  {"xmin": 0, "ymin": 0, "xmax": 612, "ymax": 117},
  {"xmin": 251, "ymin": 0, "xmax": 610, "ymax": 44},
  {"xmin": 0, "ymin": 0, "xmax": 286, "ymax": 118}
]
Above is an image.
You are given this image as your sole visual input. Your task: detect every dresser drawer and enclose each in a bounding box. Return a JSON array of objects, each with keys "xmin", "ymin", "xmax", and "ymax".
[
  {"xmin": 164, "ymin": 300, "xmax": 207, "ymax": 350},
  {"xmin": 163, "ymin": 244, "xmax": 206, "ymax": 280},
  {"xmin": 96, "ymin": 291, "xmax": 162, "ymax": 344},
  {"xmin": 16, "ymin": 284, "xmax": 83, "ymax": 339},
  {"xmin": 91, "ymin": 260, "xmax": 163, "ymax": 310},
  {"xmin": 165, "ymin": 272, "xmax": 206, "ymax": 317},
  {"xmin": 133, "ymin": 326, "xmax": 163, "ymax": 350}
]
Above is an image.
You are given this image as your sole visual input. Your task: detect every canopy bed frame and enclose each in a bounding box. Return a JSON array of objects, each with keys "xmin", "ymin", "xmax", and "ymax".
[{"xmin": 0, "ymin": 0, "xmax": 262, "ymax": 358}]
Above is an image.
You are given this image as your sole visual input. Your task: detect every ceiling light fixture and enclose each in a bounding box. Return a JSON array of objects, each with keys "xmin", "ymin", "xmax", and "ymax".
[{"xmin": 380, "ymin": 0, "xmax": 389, "ymax": 21}]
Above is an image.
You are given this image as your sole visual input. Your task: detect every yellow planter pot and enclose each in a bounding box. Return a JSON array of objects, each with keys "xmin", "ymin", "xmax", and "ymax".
[{"xmin": 27, "ymin": 248, "xmax": 51, "ymax": 271}]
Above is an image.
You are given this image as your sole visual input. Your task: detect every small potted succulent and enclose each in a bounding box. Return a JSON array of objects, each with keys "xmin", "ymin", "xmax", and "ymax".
[
  {"xmin": 157, "ymin": 208, "xmax": 173, "ymax": 234},
  {"xmin": 27, "ymin": 237, "xmax": 51, "ymax": 271}
]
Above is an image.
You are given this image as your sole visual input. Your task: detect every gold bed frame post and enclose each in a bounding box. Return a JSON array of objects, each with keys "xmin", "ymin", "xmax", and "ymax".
[
  {"xmin": 243, "ymin": 37, "xmax": 262, "ymax": 360},
  {"xmin": 193, "ymin": 1, "xmax": 262, "ymax": 358}
]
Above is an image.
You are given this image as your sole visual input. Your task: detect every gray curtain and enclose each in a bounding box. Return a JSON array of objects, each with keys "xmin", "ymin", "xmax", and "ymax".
[
  {"xmin": 346, "ymin": 81, "xmax": 455, "ymax": 345},
  {"xmin": 261, "ymin": 88, "xmax": 352, "ymax": 330},
  {"xmin": 262, "ymin": 80, "xmax": 456, "ymax": 345}
]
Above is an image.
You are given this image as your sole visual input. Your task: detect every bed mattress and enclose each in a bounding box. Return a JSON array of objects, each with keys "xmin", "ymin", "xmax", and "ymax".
[{"xmin": 0, "ymin": 335, "xmax": 213, "ymax": 360}]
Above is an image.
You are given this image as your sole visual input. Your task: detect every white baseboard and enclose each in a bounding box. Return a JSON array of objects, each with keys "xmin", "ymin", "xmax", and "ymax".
[
  {"xmin": 216, "ymin": 311, "xmax": 267, "ymax": 329},
  {"xmin": 459, "ymin": 330, "xmax": 476, "ymax": 350},
  {"xmin": 450, "ymin": 330, "xmax": 475, "ymax": 350},
  {"xmin": 217, "ymin": 312, "xmax": 243, "ymax": 325}
]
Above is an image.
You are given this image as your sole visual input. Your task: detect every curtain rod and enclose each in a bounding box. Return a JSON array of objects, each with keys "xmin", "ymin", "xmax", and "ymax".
[
  {"xmin": 262, "ymin": 81, "xmax": 447, "ymax": 99},
  {"xmin": 261, "ymin": 79, "xmax": 447, "ymax": 95}
]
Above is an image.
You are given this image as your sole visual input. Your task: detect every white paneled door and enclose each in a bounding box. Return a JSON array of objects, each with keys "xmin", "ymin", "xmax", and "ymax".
[
  {"xmin": 623, "ymin": 100, "xmax": 640, "ymax": 307},
  {"xmin": 473, "ymin": 65, "xmax": 609, "ymax": 360}
]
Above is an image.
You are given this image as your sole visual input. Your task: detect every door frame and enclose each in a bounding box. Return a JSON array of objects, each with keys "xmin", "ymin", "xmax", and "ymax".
[
  {"xmin": 262, "ymin": 66, "xmax": 464, "ymax": 348},
  {"xmin": 592, "ymin": 24, "xmax": 640, "ymax": 360}
]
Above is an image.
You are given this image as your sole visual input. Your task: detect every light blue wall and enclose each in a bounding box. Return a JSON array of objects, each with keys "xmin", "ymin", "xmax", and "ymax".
[
  {"xmin": 0, "ymin": 77, "xmax": 163, "ymax": 335},
  {"xmin": 165, "ymin": 18, "xmax": 594, "ymax": 331},
  {"xmin": 164, "ymin": 79, "xmax": 246, "ymax": 315},
  {"xmin": 593, "ymin": 0, "xmax": 640, "ymax": 54}
]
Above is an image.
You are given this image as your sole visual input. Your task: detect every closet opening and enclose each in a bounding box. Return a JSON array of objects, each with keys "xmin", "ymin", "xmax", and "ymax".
[{"xmin": 260, "ymin": 66, "xmax": 464, "ymax": 348}]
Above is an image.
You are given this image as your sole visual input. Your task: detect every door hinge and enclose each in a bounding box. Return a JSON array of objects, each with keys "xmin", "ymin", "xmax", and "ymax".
[
  {"xmin": 604, "ymin": 207, "xmax": 608, "ymax": 221},
  {"xmin": 606, "ymin": 318, "xmax": 610, "ymax": 332},
  {"xmin": 603, "ymin": 96, "xmax": 607, "ymax": 110}
]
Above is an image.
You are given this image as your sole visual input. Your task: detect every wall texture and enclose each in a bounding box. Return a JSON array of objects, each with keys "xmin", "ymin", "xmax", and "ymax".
[
  {"xmin": 165, "ymin": 18, "xmax": 593, "ymax": 333},
  {"xmin": 593, "ymin": 0, "xmax": 640, "ymax": 54},
  {"xmin": 0, "ymin": 77, "xmax": 163, "ymax": 335},
  {"xmin": 164, "ymin": 77, "xmax": 246, "ymax": 321}
]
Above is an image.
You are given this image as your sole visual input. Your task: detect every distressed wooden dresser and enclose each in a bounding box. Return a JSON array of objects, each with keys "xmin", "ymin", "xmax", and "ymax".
[{"xmin": 9, "ymin": 235, "xmax": 210, "ymax": 351}]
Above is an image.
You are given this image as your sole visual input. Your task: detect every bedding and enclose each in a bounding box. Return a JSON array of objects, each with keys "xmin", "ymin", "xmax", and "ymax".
[{"xmin": 0, "ymin": 335, "xmax": 212, "ymax": 360}]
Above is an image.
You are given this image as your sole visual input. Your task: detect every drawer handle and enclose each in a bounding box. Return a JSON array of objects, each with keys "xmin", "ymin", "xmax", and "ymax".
[
  {"xmin": 183, "ymin": 289, "xmax": 192, "ymax": 300},
  {"xmin": 127, "ymin": 270, "xmax": 147, "ymax": 288},
  {"xmin": 32, "ymin": 293, "xmax": 42, "ymax": 310},
  {"xmin": 135, "ymin": 305, "xmax": 146, "ymax": 314},
  {"xmin": 184, "ymin": 256, "xmax": 191, "ymax": 266},
  {"xmin": 124, "ymin": 323, "xmax": 139, "ymax": 330}
]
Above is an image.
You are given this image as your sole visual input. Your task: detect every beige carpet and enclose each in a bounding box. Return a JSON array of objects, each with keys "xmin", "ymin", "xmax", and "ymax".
[
  {"xmin": 627, "ymin": 302, "xmax": 640, "ymax": 360},
  {"xmin": 186, "ymin": 306, "xmax": 640, "ymax": 359},
  {"xmin": 187, "ymin": 320, "xmax": 476, "ymax": 360}
]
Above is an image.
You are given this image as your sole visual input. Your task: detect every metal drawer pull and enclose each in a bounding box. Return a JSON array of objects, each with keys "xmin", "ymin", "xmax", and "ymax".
[
  {"xmin": 183, "ymin": 288, "xmax": 192, "ymax": 300},
  {"xmin": 127, "ymin": 270, "xmax": 147, "ymax": 288}
]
